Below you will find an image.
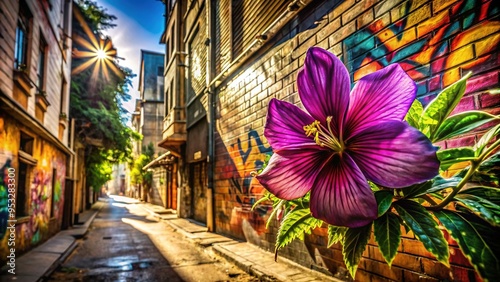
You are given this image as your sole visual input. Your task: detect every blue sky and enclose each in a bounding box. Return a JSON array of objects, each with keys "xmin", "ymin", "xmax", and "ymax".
[{"xmin": 96, "ymin": 0, "xmax": 165, "ymax": 114}]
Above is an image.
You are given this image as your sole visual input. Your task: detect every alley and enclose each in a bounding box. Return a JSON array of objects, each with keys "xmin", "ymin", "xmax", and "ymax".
[{"xmin": 48, "ymin": 197, "xmax": 257, "ymax": 282}]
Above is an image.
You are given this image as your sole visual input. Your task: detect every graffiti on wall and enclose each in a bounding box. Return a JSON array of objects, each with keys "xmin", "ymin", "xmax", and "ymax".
[
  {"xmin": 224, "ymin": 129, "xmax": 273, "ymax": 235},
  {"xmin": 29, "ymin": 140, "xmax": 66, "ymax": 244},
  {"xmin": 0, "ymin": 116, "xmax": 17, "ymax": 242},
  {"xmin": 0, "ymin": 115, "xmax": 66, "ymax": 259},
  {"xmin": 344, "ymin": 0, "xmax": 500, "ymax": 104}
]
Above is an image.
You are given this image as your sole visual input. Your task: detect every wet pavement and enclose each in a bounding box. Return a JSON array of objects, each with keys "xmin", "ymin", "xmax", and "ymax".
[{"xmin": 47, "ymin": 197, "xmax": 257, "ymax": 282}]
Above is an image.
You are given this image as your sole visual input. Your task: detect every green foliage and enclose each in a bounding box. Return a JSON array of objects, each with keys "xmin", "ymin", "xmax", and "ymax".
[
  {"xmin": 455, "ymin": 194, "xmax": 500, "ymax": 227},
  {"xmin": 129, "ymin": 143, "xmax": 155, "ymax": 188},
  {"xmin": 374, "ymin": 212, "xmax": 401, "ymax": 266},
  {"xmin": 401, "ymin": 176, "xmax": 461, "ymax": 199},
  {"xmin": 342, "ymin": 223, "xmax": 372, "ymax": 278},
  {"xmin": 404, "ymin": 99, "xmax": 424, "ymax": 129},
  {"xmin": 72, "ymin": 1, "xmax": 139, "ymax": 192},
  {"xmin": 437, "ymin": 147, "xmax": 475, "ymax": 171},
  {"xmin": 419, "ymin": 72, "xmax": 472, "ymax": 140},
  {"xmin": 327, "ymin": 225, "xmax": 347, "ymax": 247},
  {"xmin": 474, "ymin": 124, "xmax": 500, "ymax": 157},
  {"xmin": 394, "ymin": 200, "xmax": 449, "ymax": 266},
  {"xmin": 374, "ymin": 190, "xmax": 393, "ymax": 216},
  {"xmin": 75, "ymin": 0, "xmax": 117, "ymax": 33},
  {"xmin": 434, "ymin": 210, "xmax": 500, "ymax": 282},
  {"xmin": 459, "ymin": 187, "xmax": 500, "ymax": 204},
  {"xmin": 275, "ymin": 207, "xmax": 323, "ymax": 251},
  {"xmin": 432, "ymin": 111, "xmax": 499, "ymax": 142}
]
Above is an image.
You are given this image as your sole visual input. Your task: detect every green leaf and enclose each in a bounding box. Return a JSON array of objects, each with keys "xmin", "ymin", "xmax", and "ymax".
[
  {"xmin": 401, "ymin": 181, "xmax": 432, "ymax": 199},
  {"xmin": 327, "ymin": 225, "xmax": 347, "ymax": 247},
  {"xmin": 437, "ymin": 147, "xmax": 475, "ymax": 171},
  {"xmin": 402, "ymin": 176, "xmax": 460, "ymax": 198},
  {"xmin": 275, "ymin": 207, "xmax": 323, "ymax": 250},
  {"xmin": 455, "ymin": 194, "xmax": 500, "ymax": 227},
  {"xmin": 428, "ymin": 176, "xmax": 461, "ymax": 195},
  {"xmin": 375, "ymin": 190, "xmax": 393, "ymax": 216},
  {"xmin": 459, "ymin": 187, "xmax": 500, "ymax": 205},
  {"xmin": 434, "ymin": 210, "xmax": 500, "ymax": 282},
  {"xmin": 472, "ymin": 152, "xmax": 500, "ymax": 186},
  {"xmin": 475, "ymin": 124, "xmax": 500, "ymax": 157},
  {"xmin": 433, "ymin": 111, "xmax": 499, "ymax": 142},
  {"xmin": 420, "ymin": 72, "xmax": 472, "ymax": 138},
  {"xmin": 373, "ymin": 212, "xmax": 401, "ymax": 266},
  {"xmin": 394, "ymin": 200, "xmax": 449, "ymax": 265},
  {"xmin": 404, "ymin": 99, "xmax": 424, "ymax": 129},
  {"xmin": 342, "ymin": 223, "xmax": 372, "ymax": 279}
]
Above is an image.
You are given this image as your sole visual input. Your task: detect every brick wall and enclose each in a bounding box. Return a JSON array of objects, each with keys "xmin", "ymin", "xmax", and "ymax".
[{"xmin": 214, "ymin": 0, "xmax": 499, "ymax": 280}]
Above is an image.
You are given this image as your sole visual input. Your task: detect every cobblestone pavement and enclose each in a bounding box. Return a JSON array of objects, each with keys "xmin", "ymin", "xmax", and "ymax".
[{"xmin": 47, "ymin": 198, "xmax": 258, "ymax": 282}]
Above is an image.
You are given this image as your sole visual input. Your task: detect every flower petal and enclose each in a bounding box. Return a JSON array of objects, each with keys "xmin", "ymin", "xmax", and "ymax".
[
  {"xmin": 297, "ymin": 47, "xmax": 350, "ymax": 135},
  {"xmin": 348, "ymin": 121, "xmax": 439, "ymax": 188},
  {"xmin": 264, "ymin": 98, "xmax": 317, "ymax": 151},
  {"xmin": 345, "ymin": 64, "xmax": 416, "ymax": 138},
  {"xmin": 310, "ymin": 153, "xmax": 377, "ymax": 228},
  {"xmin": 256, "ymin": 147, "xmax": 329, "ymax": 200}
]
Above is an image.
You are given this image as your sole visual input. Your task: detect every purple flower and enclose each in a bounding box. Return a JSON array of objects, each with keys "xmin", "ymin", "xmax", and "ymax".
[{"xmin": 256, "ymin": 47, "xmax": 439, "ymax": 228}]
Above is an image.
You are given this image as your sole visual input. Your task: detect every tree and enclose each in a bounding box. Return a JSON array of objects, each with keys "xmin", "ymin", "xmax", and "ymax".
[
  {"xmin": 129, "ymin": 143, "xmax": 155, "ymax": 189},
  {"xmin": 71, "ymin": 1, "xmax": 140, "ymax": 191}
]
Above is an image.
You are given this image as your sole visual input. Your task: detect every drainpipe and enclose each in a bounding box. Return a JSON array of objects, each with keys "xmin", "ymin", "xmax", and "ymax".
[{"xmin": 206, "ymin": 0, "xmax": 216, "ymax": 232}]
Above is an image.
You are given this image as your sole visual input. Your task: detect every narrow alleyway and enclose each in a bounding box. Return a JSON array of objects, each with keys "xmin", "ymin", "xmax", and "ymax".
[{"xmin": 48, "ymin": 197, "xmax": 257, "ymax": 282}]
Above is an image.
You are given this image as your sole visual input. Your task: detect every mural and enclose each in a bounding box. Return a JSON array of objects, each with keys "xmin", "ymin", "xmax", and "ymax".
[
  {"xmin": 223, "ymin": 129, "xmax": 273, "ymax": 235},
  {"xmin": 0, "ymin": 116, "xmax": 18, "ymax": 242},
  {"xmin": 0, "ymin": 114, "xmax": 66, "ymax": 260},
  {"xmin": 344, "ymin": 0, "xmax": 500, "ymax": 105},
  {"xmin": 29, "ymin": 140, "xmax": 66, "ymax": 244}
]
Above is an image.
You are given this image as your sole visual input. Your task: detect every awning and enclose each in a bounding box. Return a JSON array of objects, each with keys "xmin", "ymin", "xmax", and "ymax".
[{"xmin": 142, "ymin": 151, "xmax": 172, "ymax": 170}]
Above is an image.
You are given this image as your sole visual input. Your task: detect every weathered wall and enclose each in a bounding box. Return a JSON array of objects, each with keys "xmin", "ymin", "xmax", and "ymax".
[
  {"xmin": 0, "ymin": 0, "xmax": 71, "ymax": 263},
  {"xmin": 0, "ymin": 0, "xmax": 72, "ymax": 144},
  {"xmin": 214, "ymin": 0, "xmax": 499, "ymax": 280},
  {"xmin": 0, "ymin": 114, "xmax": 66, "ymax": 260}
]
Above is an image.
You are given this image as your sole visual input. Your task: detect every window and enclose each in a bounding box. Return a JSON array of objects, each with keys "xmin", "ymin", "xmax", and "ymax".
[
  {"xmin": 170, "ymin": 80, "xmax": 174, "ymax": 113},
  {"xmin": 157, "ymin": 66, "xmax": 164, "ymax": 76},
  {"xmin": 14, "ymin": 1, "xmax": 32, "ymax": 70},
  {"xmin": 17, "ymin": 132, "xmax": 36, "ymax": 218},
  {"xmin": 60, "ymin": 78, "xmax": 67, "ymax": 113},
  {"xmin": 165, "ymin": 88, "xmax": 170, "ymax": 116},
  {"xmin": 37, "ymin": 35, "xmax": 47, "ymax": 90}
]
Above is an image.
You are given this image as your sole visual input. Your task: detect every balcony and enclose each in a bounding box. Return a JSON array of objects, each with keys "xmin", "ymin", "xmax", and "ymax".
[
  {"xmin": 159, "ymin": 107, "xmax": 186, "ymax": 154},
  {"xmin": 13, "ymin": 69, "xmax": 33, "ymax": 109}
]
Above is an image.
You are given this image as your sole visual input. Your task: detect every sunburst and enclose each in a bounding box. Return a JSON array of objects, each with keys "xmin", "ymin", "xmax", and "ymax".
[{"xmin": 72, "ymin": 9, "xmax": 123, "ymax": 81}]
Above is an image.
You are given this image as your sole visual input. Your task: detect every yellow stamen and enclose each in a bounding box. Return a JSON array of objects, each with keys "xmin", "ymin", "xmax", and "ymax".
[{"xmin": 304, "ymin": 117, "xmax": 344, "ymax": 152}]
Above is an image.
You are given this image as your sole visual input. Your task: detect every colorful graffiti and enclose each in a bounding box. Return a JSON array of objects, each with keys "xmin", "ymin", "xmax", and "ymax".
[
  {"xmin": 344, "ymin": 0, "xmax": 500, "ymax": 105},
  {"xmin": 0, "ymin": 154, "xmax": 13, "ymax": 240},
  {"xmin": 0, "ymin": 114, "xmax": 66, "ymax": 261},
  {"xmin": 0, "ymin": 116, "xmax": 17, "ymax": 242},
  {"xmin": 29, "ymin": 140, "xmax": 66, "ymax": 244},
  {"xmin": 224, "ymin": 129, "xmax": 273, "ymax": 235}
]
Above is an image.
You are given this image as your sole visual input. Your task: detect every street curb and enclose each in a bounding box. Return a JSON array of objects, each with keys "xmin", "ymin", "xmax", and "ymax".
[
  {"xmin": 39, "ymin": 239, "xmax": 78, "ymax": 282},
  {"xmin": 138, "ymin": 201, "xmax": 342, "ymax": 282},
  {"xmin": 39, "ymin": 201, "xmax": 103, "ymax": 281}
]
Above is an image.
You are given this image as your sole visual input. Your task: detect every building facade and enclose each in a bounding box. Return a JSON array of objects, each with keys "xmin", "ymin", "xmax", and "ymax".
[
  {"xmin": 157, "ymin": 0, "xmax": 500, "ymax": 280},
  {"xmin": 137, "ymin": 50, "xmax": 168, "ymax": 206},
  {"xmin": 0, "ymin": 0, "xmax": 73, "ymax": 261}
]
